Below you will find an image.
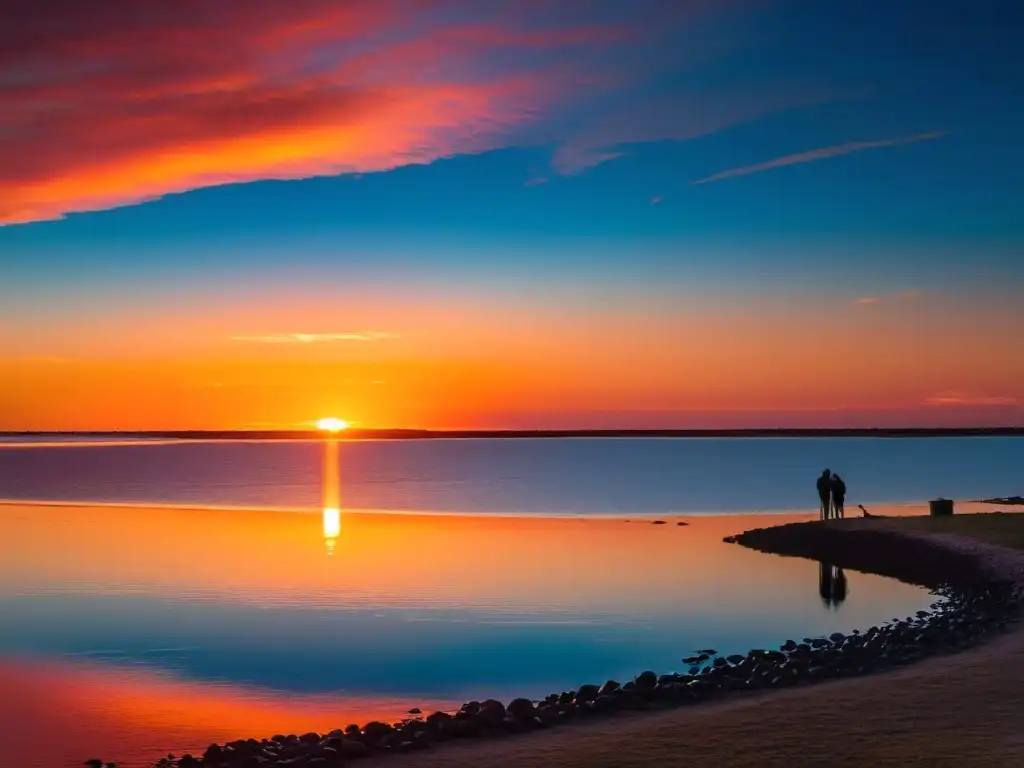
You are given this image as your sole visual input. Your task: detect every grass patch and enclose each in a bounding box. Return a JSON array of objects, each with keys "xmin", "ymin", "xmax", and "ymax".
[{"xmin": 872, "ymin": 512, "xmax": 1024, "ymax": 552}]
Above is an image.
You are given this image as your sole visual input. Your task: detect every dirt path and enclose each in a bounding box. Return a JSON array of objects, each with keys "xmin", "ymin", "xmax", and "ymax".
[{"xmin": 386, "ymin": 525, "xmax": 1024, "ymax": 768}]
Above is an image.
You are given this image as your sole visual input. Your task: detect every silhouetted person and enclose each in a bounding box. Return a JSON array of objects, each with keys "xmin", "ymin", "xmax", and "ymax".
[
  {"xmin": 830, "ymin": 473, "xmax": 847, "ymax": 519},
  {"xmin": 816, "ymin": 469, "xmax": 832, "ymax": 519}
]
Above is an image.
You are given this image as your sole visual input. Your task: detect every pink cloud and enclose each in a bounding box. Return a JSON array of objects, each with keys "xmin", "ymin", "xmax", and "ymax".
[
  {"xmin": 854, "ymin": 290, "xmax": 929, "ymax": 307},
  {"xmin": 0, "ymin": 1, "xmax": 645, "ymax": 224}
]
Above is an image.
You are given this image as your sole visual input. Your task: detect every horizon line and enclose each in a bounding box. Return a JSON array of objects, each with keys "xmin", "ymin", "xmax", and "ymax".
[{"xmin": 3, "ymin": 427, "xmax": 1023, "ymax": 439}]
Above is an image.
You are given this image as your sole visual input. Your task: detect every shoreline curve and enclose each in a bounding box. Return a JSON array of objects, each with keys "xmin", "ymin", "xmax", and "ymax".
[{"xmin": 133, "ymin": 515, "xmax": 1024, "ymax": 768}]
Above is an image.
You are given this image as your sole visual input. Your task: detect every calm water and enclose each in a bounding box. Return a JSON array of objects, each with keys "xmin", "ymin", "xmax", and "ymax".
[
  {"xmin": 1, "ymin": 437, "xmax": 1018, "ymax": 767},
  {"xmin": 1, "ymin": 436, "xmax": 1022, "ymax": 514}
]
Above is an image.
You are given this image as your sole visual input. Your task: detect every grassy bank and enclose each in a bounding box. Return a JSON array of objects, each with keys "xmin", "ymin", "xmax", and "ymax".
[{"xmin": 873, "ymin": 511, "xmax": 1024, "ymax": 550}]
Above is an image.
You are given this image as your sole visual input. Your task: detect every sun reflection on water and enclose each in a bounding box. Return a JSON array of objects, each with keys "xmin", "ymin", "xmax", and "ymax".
[
  {"xmin": 322, "ymin": 507, "xmax": 341, "ymax": 555},
  {"xmin": 322, "ymin": 437, "xmax": 341, "ymax": 555}
]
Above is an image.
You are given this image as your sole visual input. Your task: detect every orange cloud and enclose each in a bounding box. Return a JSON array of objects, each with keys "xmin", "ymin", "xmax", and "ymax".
[
  {"xmin": 0, "ymin": 1, "xmax": 635, "ymax": 224},
  {"xmin": 923, "ymin": 392, "xmax": 1019, "ymax": 407},
  {"xmin": 231, "ymin": 332, "xmax": 398, "ymax": 344}
]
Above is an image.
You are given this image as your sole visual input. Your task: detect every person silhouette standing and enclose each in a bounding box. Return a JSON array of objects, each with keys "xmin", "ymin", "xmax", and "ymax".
[
  {"xmin": 830, "ymin": 473, "xmax": 847, "ymax": 519},
  {"xmin": 816, "ymin": 469, "xmax": 833, "ymax": 520}
]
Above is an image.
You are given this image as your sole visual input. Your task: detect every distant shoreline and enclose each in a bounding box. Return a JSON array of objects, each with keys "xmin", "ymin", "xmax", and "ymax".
[{"xmin": 2, "ymin": 427, "xmax": 1023, "ymax": 440}]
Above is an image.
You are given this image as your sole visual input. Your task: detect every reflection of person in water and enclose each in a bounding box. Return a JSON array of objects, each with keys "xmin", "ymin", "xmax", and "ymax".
[{"xmin": 818, "ymin": 561, "xmax": 848, "ymax": 609}]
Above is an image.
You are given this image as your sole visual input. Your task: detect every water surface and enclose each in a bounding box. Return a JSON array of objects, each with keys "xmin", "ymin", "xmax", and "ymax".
[
  {"xmin": 2, "ymin": 503, "xmax": 937, "ymax": 767},
  {"xmin": 1, "ymin": 436, "xmax": 1020, "ymax": 515},
  {"xmin": 2, "ymin": 436, "xmax": 1011, "ymax": 767}
]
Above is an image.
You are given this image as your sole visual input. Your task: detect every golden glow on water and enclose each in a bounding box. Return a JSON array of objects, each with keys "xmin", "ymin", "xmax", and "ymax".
[
  {"xmin": 321, "ymin": 438, "xmax": 341, "ymax": 556},
  {"xmin": 0, "ymin": 501, "xmax": 940, "ymax": 768},
  {"xmin": 0, "ymin": 440, "xmax": 949, "ymax": 768}
]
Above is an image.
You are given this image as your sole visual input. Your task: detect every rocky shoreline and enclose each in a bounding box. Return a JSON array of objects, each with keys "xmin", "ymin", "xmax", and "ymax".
[
  {"xmin": 111, "ymin": 520, "xmax": 1021, "ymax": 768},
  {"xmin": 980, "ymin": 496, "xmax": 1024, "ymax": 506}
]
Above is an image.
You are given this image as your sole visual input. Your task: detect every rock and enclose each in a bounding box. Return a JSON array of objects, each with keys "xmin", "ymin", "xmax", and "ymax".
[
  {"xmin": 408, "ymin": 707, "xmax": 422, "ymax": 715},
  {"xmin": 507, "ymin": 698, "xmax": 536, "ymax": 720},
  {"xmin": 592, "ymin": 694, "xmax": 620, "ymax": 712},
  {"xmin": 830, "ymin": 632, "xmax": 846, "ymax": 643},
  {"xmin": 460, "ymin": 701, "xmax": 481, "ymax": 715},
  {"xmin": 412, "ymin": 730, "xmax": 436, "ymax": 750},
  {"xmin": 84, "ymin": 762, "xmax": 104, "ymax": 768},
  {"xmin": 598, "ymin": 680, "xmax": 621, "ymax": 695},
  {"xmin": 635, "ymin": 670, "xmax": 658, "ymax": 689},
  {"xmin": 576, "ymin": 684, "xmax": 600, "ymax": 703},
  {"xmin": 361, "ymin": 721, "xmax": 393, "ymax": 742},
  {"xmin": 727, "ymin": 654, "xmax": 746, "ymax": 665},
  {"xmin": 477, "ymin": 699, "xmax": 506, "ymax": 725},
  {"xmin": 697, "ymin": 648, "xmax": 718, "ymax": 655},
  {"xmin": 652, "ymin": 520, "xmax": 667, "ymax": 525},
  {"xmin": 203, "ymin": 745, "xmax": 222, "ymax": 761}
]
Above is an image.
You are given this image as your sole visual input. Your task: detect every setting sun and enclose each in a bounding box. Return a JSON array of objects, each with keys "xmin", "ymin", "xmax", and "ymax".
[{"xmin": 316, "ymin": 417, "xmax": 349, "ymax": 433}]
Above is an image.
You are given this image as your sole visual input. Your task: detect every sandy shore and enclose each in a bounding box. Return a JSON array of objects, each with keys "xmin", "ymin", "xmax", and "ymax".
[{"xmin": 378, "ymin": 517, "xmax": 1024, "ymax": 768}]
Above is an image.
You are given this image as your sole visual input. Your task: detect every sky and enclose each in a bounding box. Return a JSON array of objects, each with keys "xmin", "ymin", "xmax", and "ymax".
[{"xmin": 1, "ymin": 0, "xmax": 1022, "ymax": 431}]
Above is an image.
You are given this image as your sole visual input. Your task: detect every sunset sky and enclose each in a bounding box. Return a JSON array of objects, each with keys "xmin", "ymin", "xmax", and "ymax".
[{"xmin": 1, "ymin": 0, "xmax": 1022, "ymax": 430}]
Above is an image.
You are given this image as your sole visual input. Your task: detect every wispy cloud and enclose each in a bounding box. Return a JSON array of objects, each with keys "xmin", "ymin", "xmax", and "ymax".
[
  {"xmin": 523, "ymin": 176, "xmax": 548, "ymax": 187},
  {"xmin": 552, "ymin": 84, "xmax": 842, "ymax": 175},
  {"xmin": 650, "ymin": 195, "xmax": 663, "ymax": 205},
  {"xmin": 854, "ymin": 289, "xmax": 929, "ymax": 306},
  {"xmin": 231, "ymin": 332, "xmax": 398, "ymax": 344},
  {"xmin": 692, "ymin": 132, "xmax": 948, "ymax": 186},
  {"xmin": 924, "ymin": 392, "xmax": 1019, "ymax": 407},
  {"xmin": 0, "ymin": 1, "xmax": 656, "ymax": 224}
]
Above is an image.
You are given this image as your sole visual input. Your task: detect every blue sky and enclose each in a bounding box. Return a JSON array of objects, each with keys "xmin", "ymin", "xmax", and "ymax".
[{"xmin": 1, "ymin": 0, "xmax": 1022, "ymax": 429}]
